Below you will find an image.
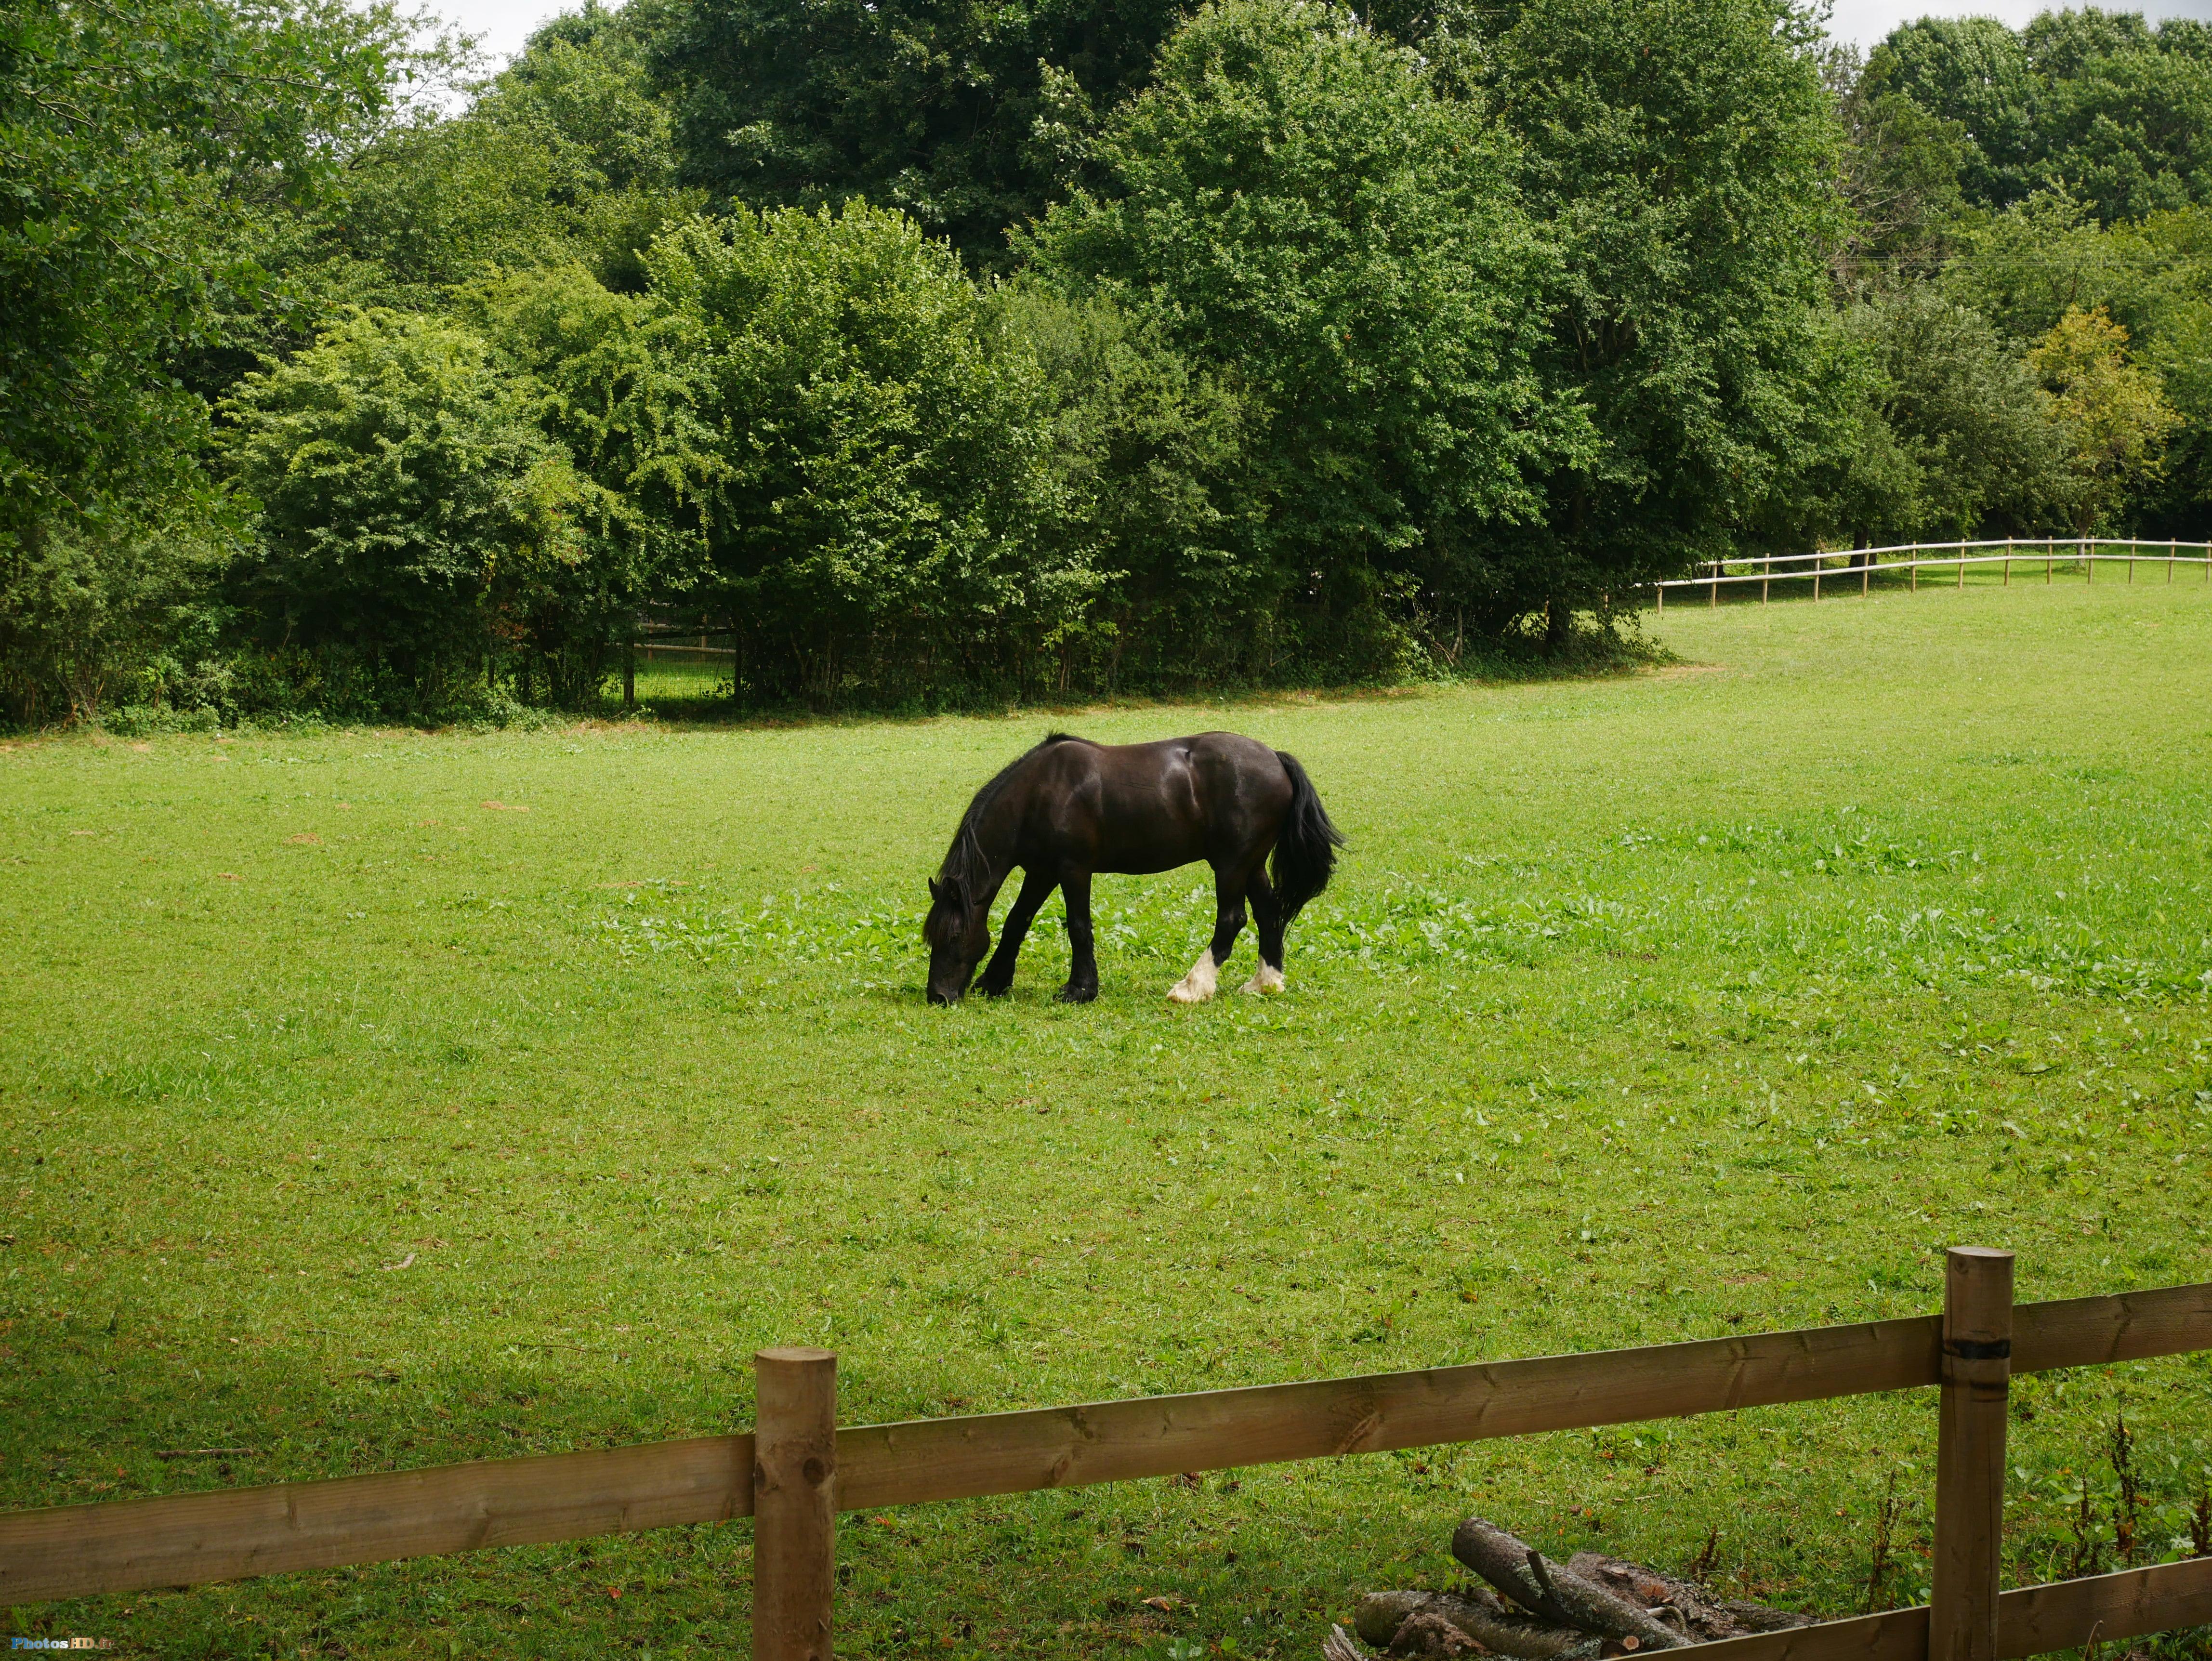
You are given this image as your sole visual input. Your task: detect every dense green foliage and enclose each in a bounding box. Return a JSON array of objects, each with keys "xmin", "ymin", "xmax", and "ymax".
[
  {"xmin": 1032, "ymin": 0, "xmax": 1590, "ymax": 650},
  {"xmin": 1472, "ymin": 0, "xmax": 1847, "ymax": 606},
  {"xmin": 1865, "ymin": 12, "xmax": 2212, "ymax": 224},
  {"xmin": 1, "ymin": 0, "xmax": 2206, "ymax": 723},
  {"xmin": 648, "ymin": 0, "xmax": 1185, "ymax": 267},
  {"xmin": 1810, "ymin": 286, "xmax": 2063, "ymax": 544},
  {"xmin": 5, "ymin": 591, "xmax": 2211, "ymax": 1657},
  {"xmin": 0, "ymin": 0, "xmax": 429, "ymax": 719},
  {"xmin": 648, "ymin": 203, "xmax": 1083, "ymax": 702}
]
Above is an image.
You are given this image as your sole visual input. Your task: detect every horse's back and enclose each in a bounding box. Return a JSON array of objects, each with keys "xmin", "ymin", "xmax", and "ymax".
[
  {"xmin": 1040, "ymin": 732, "xmax": 1284, "ymax": 802},
  {"xmin": 1027, "ymin": 733, "xmax": 1289, "ymax": 874}
]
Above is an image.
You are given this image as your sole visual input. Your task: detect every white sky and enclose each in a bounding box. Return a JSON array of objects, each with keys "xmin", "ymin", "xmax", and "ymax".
[
  {"xmin": 1826, "ymin": 0, "xmax": 2212, "ymax": 44},
  {"xmin": 428, "ymin": 0, "xmax": 2212, "ymax": 75}
]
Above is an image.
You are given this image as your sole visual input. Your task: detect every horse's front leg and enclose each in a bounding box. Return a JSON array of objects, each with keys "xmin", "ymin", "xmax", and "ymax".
[
  {"xmin": 976, "ymin": 867, "xmax": 1057, "ymax": 997},
  {"xmin": 1170, "ymin": 864, "xmax": 1249, "ymax": 1003},
  {"xmin": 1056, "ymin": 870, "xmax": 1099, "ymax": 1003}
]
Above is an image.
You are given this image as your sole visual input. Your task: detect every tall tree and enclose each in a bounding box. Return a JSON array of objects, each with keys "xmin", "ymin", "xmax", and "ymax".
[
  {"xmin": 2029, "ymin": 306, "xmax": 2181, "ymax": 531},
  {"xmin": 1030, "ymin": 0, "xmax": 1592, "ymax": 654},
  {"xmin": 1858, "ymin": 17, "xmax": 2037, "ymax": 213},
  {"xmin": 0, "ymin": 0, "xmax": 434, "ymax": 720},
  {"xmin": 647, "ymin": 0, "xmax": 1190, "ymax": 267},
  {"xmin": 1827, "ymin": 43, "xmax": 1973, "ymax": 294},
  {"xmin": 0, "ymin": 0, "xmax": 423, "ymax": 531},
  {"xmin": 1458, "ymin": 0, "xmax": 1846, "ymax": 620},
  {"xmin": 1866, "ymin": 9, "xmax": 2212, "ymax": 224}
]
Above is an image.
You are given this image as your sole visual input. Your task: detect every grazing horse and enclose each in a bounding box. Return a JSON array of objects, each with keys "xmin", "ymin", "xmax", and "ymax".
[{"xmin": 923, "ymin": 732, "xmax": 1344, "ymax": 1005}]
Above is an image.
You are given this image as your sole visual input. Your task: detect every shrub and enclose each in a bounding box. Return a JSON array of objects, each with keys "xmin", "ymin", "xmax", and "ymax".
[
  {"xmin": 647, "ymin": 202, "xmax": 1087, "ymax": 706},
  {"xmin": 222, "ymin": 308, "xmax": 600, "ymax": 719}
]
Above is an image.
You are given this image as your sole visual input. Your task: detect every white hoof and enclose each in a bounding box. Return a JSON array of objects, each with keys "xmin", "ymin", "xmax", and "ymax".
[
  {"xmin": 1167, "ymin": 953, "xmax": 1219, "ymax": 1003},
  {"xmin": 1239, "ymin": 963, "xmax": 1285, "ymax": 995}
]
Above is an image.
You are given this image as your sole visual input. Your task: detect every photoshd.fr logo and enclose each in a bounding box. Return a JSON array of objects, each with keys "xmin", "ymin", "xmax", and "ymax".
[{"xmin": 10, "ymin": 1641, "xmax": 113, "ymax": 1650}]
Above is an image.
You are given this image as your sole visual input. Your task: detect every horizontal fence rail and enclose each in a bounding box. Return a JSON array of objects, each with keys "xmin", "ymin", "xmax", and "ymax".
[
  {"xmin": 1680, "ymin": 537, "xmax": 2209, "ymax": 575},
  {"xmin": 1650, "ymin": 538, "xmax": 2212, "ymax": 608},
  {"xmin": 1684, "ymin": 1558, "xmax": 2212, "ymax": 1661},
  {"xmin": 3, "ymin": 1282, "xmax": 2206, "ymax": 1610}
]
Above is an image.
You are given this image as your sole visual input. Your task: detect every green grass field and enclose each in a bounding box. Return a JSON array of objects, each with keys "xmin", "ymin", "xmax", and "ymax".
[{"xmin": 4, "ymin": 582, "xmax": 2211, "ymax": 1660}]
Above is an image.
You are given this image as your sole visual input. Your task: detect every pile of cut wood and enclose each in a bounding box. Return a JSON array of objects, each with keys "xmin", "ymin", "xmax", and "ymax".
[{"xmin": 1326, "ymin": 1519, "xmax": 1824, "ymax": 1659}]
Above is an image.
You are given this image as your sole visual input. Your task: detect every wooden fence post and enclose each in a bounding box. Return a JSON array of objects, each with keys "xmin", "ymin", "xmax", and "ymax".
[
  {"xmin": 1931, "ymin": 1248, "xmax": 2013, "ymax": 1661},
  {"xmin": 754, "ymin": 1347, "xmax": 838, "ymax": 1661}
]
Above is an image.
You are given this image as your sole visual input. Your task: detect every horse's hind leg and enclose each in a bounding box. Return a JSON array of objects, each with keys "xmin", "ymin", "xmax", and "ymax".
[
  {"xmin": 1170, "ymin": 865, "xmax": 1249, "ymax": 1004},
  {"xmin": 1239, "ymin": 865, "xmax": 1286, "ymax": 994},
  {"xmin": 976, "ymin": 867, "xmax": 1056, "ymax": 997}
]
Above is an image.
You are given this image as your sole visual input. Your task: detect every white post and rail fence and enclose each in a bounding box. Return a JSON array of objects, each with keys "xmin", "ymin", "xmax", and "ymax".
[
  {"xmin": 1651, "ymin": 539, "xmax": 2212, "ymax": 608},
  {"xmin": 3, "ymin": 1252, "xmax": 2210, "ymax": 1661}
]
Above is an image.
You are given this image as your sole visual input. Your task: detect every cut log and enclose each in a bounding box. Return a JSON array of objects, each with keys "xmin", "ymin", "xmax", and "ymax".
[
  {"xmin": 1716, "ymin": 1601, "xmax": 1822, "ymax": 1635},
  {"xmin": 1451, "ymin": 1521, "xmax": 1689, "ymax": 1651},
  {"xmin": 1355, "ymin": 1589, "xmax": 1591, "ymax": 1657},
  {"xmin": 1564, "ymin": 1554, "xmax": 1817, "ymax": 1642},
  {"xmin": 1390, "ymin": 1612, "xmax": 1487, "ymax": 1656}
]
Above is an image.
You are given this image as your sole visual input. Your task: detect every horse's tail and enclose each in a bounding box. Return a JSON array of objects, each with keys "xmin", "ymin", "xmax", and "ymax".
[{"xmin": 1270, "ymin": 751, "xmax": 1345, "ymax": 923}]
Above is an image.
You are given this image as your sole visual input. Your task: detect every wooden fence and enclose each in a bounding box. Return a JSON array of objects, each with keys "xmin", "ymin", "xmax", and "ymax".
[
  {"xmin": 2, "ymin": 1253, "xmax": 2209, "ymax": 1661},
  {"xmin": 1652, "ymin": 538, "xmax": 2212, "ymax": 609}
]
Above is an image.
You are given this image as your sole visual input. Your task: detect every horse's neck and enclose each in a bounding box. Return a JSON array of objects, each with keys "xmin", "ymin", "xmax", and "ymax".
[
  {"xmin": 966, "ymin": 809, "xmax": 1018, "ymax": 895},
  {"xmin": 970, "ymin": 837, "xmax": 1014, "ymax": 896}
]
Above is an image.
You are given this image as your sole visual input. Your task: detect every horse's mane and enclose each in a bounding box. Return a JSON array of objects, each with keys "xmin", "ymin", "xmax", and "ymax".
[{"xmin": 933, "ymin": 733, "xmax": 1090, "ymax": 907}]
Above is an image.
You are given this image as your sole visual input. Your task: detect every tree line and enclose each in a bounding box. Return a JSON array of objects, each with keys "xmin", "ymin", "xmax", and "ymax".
[{"xmin": 1, "ymin": 0, "xmax": 2204, "ymax": 725}]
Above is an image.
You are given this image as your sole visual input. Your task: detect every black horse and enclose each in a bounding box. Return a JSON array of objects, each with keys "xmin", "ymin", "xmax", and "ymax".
[{"xmin": 924, "ymin": 732, "xmax": 1344, "ymax": 1005}]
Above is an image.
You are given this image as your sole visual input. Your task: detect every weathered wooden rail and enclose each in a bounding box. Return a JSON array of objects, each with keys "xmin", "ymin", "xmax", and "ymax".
[
  {"xmin": 1652, "ymin": 537, "xmax": 2212, "ymax": 608},
  {"xmin": 2, "ymin": 1258, "xmax": 2208, "ymax": 1661}
]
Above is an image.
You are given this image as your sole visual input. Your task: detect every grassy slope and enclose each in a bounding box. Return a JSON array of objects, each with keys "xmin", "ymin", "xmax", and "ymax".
[{"xmin": 3, "ymin": 582, "xmax": 2210, "ymax": 1659}]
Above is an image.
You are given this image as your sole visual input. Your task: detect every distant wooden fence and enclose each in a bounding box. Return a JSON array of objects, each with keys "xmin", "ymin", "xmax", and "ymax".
[
  {"xmin": 1652, "ymin": 538, "xmax": 2212, "ymax": 609},
  {"xmin": 613, "ymin": 626, "xmax": 737, "ymax": 708},
  {"xmin": 3, "ymin": 1252, "xmax": 2209, "ymax": 1661}
]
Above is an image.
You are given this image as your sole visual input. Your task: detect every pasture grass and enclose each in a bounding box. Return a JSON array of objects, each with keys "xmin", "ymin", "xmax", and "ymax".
[{"xmin": 3, "ymin": 580, "xmax": 2211, "ymax": 1660}]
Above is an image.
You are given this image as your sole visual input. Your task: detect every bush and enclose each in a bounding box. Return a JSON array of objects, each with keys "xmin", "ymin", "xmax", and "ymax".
[
  {"xmin": 104, "ymin": 703, "xmax": 221, "ymax": 736},
  {"xmin": 222, "ymin": 308, "xmax": 600, "ymax": 719},
  {"xmin": 1774, "ymin": 285, "xmax": 2071, "ymax": 547},
  {"xmin": 647, "ymin": 202, "xmax": 1089, "ymax": 706},
  {"xmin": 2029, "ymin": 305, "xmax": 2182, "ymax": 533},
  {"xmin": 978, "ymin": 281, "xmax": 1258, "ymax": 693},
  {"xmin": 466, "ymin": 265, "xmax": 724, "ymax": 705},
  {"xmin": 0, "ymin": 509, "xmax": 235, "ymax": 727}
]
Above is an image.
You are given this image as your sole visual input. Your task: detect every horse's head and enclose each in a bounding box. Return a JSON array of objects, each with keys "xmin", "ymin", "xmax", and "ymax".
[{"xmin": 924, "ymin": 875, "xmax": 988, "ymax": 1004}]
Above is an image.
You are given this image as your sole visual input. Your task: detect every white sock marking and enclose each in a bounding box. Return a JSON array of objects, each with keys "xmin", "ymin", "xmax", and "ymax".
[
  {"xmin": 1167, "ymin": 951, "xmax": 1220, "ymax": 1003},
  {"xmin": 1239, "ymin": 962, "xmax": 1285, "ymax": 995}
]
